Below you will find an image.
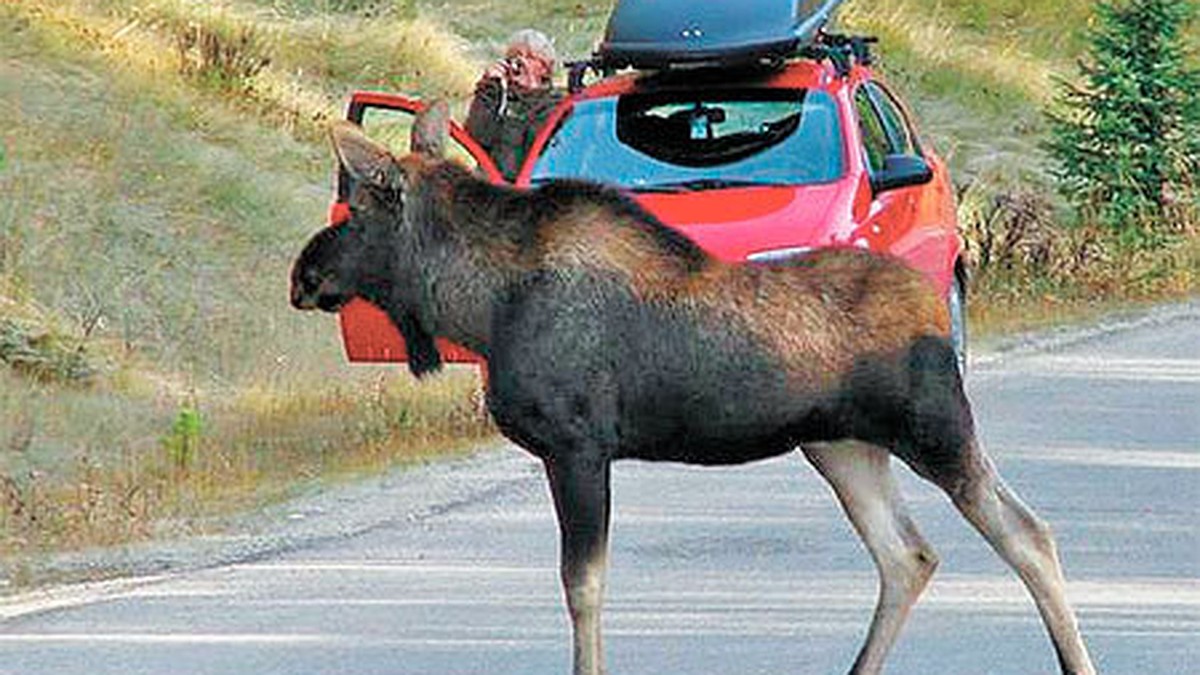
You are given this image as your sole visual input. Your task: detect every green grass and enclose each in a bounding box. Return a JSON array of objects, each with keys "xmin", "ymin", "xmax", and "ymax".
[
  {"xmin": 422, "ymin": 0, "xmax": 614, "ymax": 62},
  {"xmin": 2, "ymin": 11, "xmax": 325, "ymax": 377}
]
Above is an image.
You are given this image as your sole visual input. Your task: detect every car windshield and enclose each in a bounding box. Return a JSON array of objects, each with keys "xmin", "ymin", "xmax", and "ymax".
[{"xmin": 529, "ymin": 88, "xmax": 843, "ymax": 191}]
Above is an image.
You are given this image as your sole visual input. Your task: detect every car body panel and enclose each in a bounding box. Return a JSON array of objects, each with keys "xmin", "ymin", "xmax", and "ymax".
[
  {"xmin": 326, "ymin": 58, "xmax": 962, "ymax": 365},
  {"xmin": 635, "ymin": 182, "xmax": 854, "ymax": 263}
]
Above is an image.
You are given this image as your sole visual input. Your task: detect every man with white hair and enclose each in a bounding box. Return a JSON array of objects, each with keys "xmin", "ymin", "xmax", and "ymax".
[{"xmin": 465, "ymin": 29, "xmax": 564, "ymax": 181}]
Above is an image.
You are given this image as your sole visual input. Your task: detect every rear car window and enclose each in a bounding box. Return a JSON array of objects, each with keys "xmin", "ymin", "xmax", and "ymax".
[{"xmin": 530, "ymin": 88, "xmax": 843, "ymax": 191}]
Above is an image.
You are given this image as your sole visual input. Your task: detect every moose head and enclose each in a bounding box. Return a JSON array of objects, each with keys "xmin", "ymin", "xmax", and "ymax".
[{"xmin": 289, "ymin": 101, "xmax": 451, "ymax": 376}]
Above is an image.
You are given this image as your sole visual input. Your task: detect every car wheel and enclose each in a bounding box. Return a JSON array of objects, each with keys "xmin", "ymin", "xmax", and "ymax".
[{"xmin": 948, "ymin": 272, "xmax": 967, "ymax": 376}]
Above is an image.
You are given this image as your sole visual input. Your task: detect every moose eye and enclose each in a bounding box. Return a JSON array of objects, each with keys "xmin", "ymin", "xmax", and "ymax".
[{"xmin": 302, "ymin": 265, "xmax": 325, "ymax": 287}]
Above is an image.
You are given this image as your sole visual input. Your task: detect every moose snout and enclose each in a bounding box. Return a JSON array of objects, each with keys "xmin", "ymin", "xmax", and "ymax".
[
  {"xmin": 291, "ymin": 224, "xmax": 356, "ymax": 313},
  {"xmin": 290, "ymin": 267, "xmax": 347, "ymax": 312},
  {"xmin": 290, "ymin": 283, "xmax": 317, "ymax": 311},
  {"xmin": 290, "ymin": 265, "xmax": 318, "ymax": 310}
]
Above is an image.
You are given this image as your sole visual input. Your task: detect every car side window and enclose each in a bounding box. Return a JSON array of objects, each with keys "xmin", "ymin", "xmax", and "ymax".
[
  {"xmin": 854, "ymin": 87, "xmax": 889, "ymax": 174},
  {"xmin": 866, "ymin": 82, "xmax": 921, "ymax": 157}
]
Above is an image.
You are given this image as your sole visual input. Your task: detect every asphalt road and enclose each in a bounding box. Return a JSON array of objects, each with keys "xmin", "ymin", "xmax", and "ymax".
[{"xmin": 1, "ymin": 307, "xmax": 1197, "ymax": 675}]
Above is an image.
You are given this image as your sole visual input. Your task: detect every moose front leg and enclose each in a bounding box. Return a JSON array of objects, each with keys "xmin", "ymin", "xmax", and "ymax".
[{"xmin": 545, "ymin": 453, "xmax": 612, "ymax": 675}]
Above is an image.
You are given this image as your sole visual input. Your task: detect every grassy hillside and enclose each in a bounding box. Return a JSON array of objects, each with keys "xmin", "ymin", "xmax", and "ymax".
[
  {"xmin": 0, "ymin": 1, "xmax": 493, "ymax": 583},
  {"xmin": 0, "ymin": 0, "xmax": 1195, "ymax": 584}
]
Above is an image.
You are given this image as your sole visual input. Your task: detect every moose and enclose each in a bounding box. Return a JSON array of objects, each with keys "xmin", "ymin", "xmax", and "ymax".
[{"xmin": 290, "ymin": 102, "xmax": 1096, "ymax": 675}]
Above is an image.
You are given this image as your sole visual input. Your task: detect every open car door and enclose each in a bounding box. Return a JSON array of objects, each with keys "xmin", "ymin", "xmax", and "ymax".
[{"xmin": 331, "ymin": 92, "xmax": 502, "ymax": 365}]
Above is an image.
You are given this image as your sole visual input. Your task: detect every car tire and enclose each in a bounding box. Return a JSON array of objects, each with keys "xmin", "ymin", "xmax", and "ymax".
[{"xmin": 948, "ymin": 272, "xmax": 967, "ymax": 376}]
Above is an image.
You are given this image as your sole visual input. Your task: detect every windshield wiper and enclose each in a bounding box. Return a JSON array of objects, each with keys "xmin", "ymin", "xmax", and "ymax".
[{"xmin": 632, "ymin": 179, "xmax": 787, "ymax": 193}]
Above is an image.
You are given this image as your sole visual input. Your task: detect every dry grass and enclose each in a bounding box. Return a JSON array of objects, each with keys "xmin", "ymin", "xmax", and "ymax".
[
  {"xmin": 0, "ymin": 2, "xmax": 495, "ymax": 578},
  {"xmin": 841, "ymin": 0, "xmax": 1055, "ymax": 104},
  {"xmin": 425, "ymin": 0, "xmax": 613, "ymax": 63},
  {"xmin": 957, "ymin": 174, "xmax": 1198, "ymax": 337},
  {"xmin": 0, "ymin": 366, "xmax": 492, "ymax": 564},
  {"xmin": 2, "ymin": 0, "xmax": 480, "ymax": 140},
  {"xmin": 837, "ymin": 0, "xmax": 1058, "ymax": 185}
]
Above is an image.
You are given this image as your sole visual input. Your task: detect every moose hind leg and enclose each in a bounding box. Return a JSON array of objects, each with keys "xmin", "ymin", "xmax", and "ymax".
[
  {"xmin": 803, "ymin": 441, "xmax": 939, "ymax": 675},
  {"xmin": 545, "ymin": 453, "xmax": 611, "ymax": 675},
  {"xmin": 897, "ymin": 337, "xmax": 1094, "ymax": 674},
  {"xmin": 943, "ymin": 444, "xmax": 1096, "ymax": 675}
]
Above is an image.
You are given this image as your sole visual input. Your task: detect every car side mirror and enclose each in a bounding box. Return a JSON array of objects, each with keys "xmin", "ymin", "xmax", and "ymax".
[{"xmin": 872, "ymin": 154, "xmax": 933, "ymax": 193}]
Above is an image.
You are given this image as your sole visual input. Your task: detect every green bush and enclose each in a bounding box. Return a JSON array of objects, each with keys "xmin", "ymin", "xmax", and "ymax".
[
  {"xmin": 1044, "ymin": 0, "xmax": 1200, "ymax": 246},
  {"xmin": 162, "ymin": 403, "xmax": 203, "ymax": 472}
]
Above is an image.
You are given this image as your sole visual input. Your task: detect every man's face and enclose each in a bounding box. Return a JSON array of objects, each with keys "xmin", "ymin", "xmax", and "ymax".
[{"xmin": 504, "ymin": 47, "xmax": 553, "ymax": 91}]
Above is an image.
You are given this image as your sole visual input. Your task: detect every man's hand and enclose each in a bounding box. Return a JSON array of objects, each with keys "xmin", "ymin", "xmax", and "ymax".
[{"xmin": 483, "ymin": 59, "xmax": 511, "ymax": 82}]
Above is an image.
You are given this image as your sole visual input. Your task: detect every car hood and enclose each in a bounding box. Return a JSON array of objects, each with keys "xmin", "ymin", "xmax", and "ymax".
[{"xmin": 631, "ymin": 181, "xmax": 856, "ymax": 263}]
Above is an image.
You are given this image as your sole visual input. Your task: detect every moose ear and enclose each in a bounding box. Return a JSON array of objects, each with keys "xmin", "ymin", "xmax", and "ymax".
[
  {"xmin": 329, "ymin": 120, "xmax": 405, "ymax": 191},
  {"xmin": 410, "ymin": 100, "xmax": 449, "ymax": 158}
]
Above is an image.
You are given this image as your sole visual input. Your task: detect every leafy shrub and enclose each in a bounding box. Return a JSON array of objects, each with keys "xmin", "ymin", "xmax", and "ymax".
[
  {"xmin": 959, "ymin": 174, "xmax": 1196, "ymax": 307},
  {"xmin": 959, "ymin": 179, "xmax": 1059, "ymax": 274},
  {"xmin": 1044, "ymin": 0, "xmax": 1200, "ymax": 245},
  {"xmin": 162, "ymin": 403, "xmax": 203, "ymax": 472}
]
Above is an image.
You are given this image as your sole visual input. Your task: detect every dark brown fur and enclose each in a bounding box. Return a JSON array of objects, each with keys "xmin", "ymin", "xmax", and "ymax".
[{"xmin": 289, "ymin": 113, "xmax": 1094, "ymax": 675}]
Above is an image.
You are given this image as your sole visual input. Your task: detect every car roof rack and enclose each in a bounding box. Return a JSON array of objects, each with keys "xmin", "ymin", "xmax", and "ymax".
[
  {"xmin": 568, "ymin": 29, "xmax": 880, "ymax": 93},
  {"xmin": 801, "ymin": 32, "xmax": 879, "ymax": 77}
]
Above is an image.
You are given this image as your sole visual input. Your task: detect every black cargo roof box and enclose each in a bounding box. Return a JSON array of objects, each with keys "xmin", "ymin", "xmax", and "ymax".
[{"xmin": 596, "ymin": 0, "xmax": 845, "ymax": 70}]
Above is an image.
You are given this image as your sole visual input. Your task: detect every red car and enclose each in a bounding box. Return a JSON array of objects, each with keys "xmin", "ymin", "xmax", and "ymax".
[{"xmin": 330, "ymin": 32, "xmax": 968, "ymax": 372}]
